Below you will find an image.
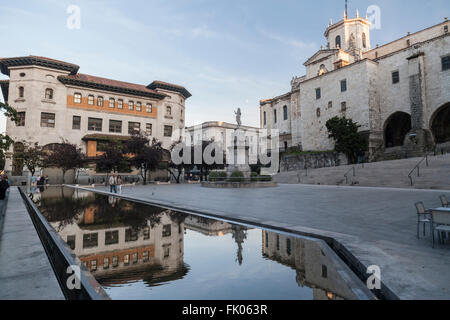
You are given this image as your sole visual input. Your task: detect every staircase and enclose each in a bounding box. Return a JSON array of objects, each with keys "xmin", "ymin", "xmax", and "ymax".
[{"xmin": 274, "ymin": 153, "xmax": 450, "ymax": 189}]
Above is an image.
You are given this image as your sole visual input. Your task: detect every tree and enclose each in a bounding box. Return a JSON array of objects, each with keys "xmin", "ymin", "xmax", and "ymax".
[
  {"xmin": 326, "ymin": 116, "xmax": 368, "ymax": 164},
  {"xmin": 167, "ymin": 139, "xmax": 192, "ymax": 184},
  {"xmin": 0, "ymin": 102, "xmax": 19, "ymax": 169},
  {"xmin": 95, "ymin": 139, "xmax": 127, "ymax": 175},
  {"xmin": 125, "ymin": 133, "xmax": 164, "ymax": 185},
  {"xmin": 44, "ymin": 141, "xmax": 86, "ymax": 184},
  {"xmin": 15, "ymin": 142, "xmax": 45, "ymax": 176}
]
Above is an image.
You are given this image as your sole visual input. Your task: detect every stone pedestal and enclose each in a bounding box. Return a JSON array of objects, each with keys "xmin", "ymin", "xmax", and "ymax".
[{"xmin": 226, "ymin": 129, "xmax": 251, "ymax": 179}]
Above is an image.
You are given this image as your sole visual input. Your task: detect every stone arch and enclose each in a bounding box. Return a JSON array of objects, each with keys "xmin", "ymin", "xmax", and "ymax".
[
  {"xmin": 12, "ymin": 142, "xmax": 24, "ymax": 176},
  {"xmin": 384, "ymin": 112, "xmax": 412, "ymax": 148},
  {"xmin": 430, "ymin": 102, "xmax": 450, "ymax": 144}
]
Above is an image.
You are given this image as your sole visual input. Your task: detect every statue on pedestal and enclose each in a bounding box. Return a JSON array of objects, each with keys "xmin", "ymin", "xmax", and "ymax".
[{"xmin": 234, "ymin": 108, "xmax": 242, "ymax": 128}]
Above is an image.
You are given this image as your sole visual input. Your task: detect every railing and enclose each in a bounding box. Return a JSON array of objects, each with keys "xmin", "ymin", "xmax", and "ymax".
[
  {"xmin": 344, "ymin": 166, "xmax": 356, "ymax": 184},
  {"xmin": 408, "ymin": 154, "xmax": 429, "ymax": 186},
  {"xmin": 18, "ymin": 187, "xmax": 110, "ymax": 300}
]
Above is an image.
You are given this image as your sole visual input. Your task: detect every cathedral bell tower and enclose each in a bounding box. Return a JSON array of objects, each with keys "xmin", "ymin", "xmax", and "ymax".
[{"xmin": 324, "ymin": 9, "xmax": 371, "ymax": 59}]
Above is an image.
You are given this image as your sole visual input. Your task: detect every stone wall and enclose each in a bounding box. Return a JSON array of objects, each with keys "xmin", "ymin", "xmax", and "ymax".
[{"xmin": 280, "ymin": 152, "xmax": 348, "ymax": 173}]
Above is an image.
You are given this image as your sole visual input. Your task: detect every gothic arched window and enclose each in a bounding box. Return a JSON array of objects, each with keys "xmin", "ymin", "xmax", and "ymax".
[
  {"xmin": 335, "ymin": 35, "xmax": 341, "ymax": 48},
  {"xmin": 18, "ymin": 86, "xmax": 24, "ymax": 98},
  {"xmin": 362, "ymin": 33, "xmax": 367, "ymax": 48}
]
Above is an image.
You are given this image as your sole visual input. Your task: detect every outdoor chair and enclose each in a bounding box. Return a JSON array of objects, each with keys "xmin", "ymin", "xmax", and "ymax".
[
  {"xmin": 415, "ymin": 202, "xmax": 432, "ymax": 239},
  {"xmin": 431, "ymin": 210, "xmax": 450, "ymax": 248},
  {"xmin": 440, "ymin": 195, "xmax": 449, "ymax": 208}
]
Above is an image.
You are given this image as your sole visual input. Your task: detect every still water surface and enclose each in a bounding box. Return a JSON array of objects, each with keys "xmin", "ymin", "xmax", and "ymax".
[{"xmin": 31, "ymin": 187, "xmax": 365, "ymax": 300}]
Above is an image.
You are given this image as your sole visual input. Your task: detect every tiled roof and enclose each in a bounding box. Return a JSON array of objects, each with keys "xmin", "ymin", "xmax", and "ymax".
[
  {"xmin": 147, "ymin": 80, "xmax": 192, "ymax": 98},
  {"xmin": 0, "ymin": 55, "xmax": 79, "ymax": 75},
  {"xmin": 58, "ymin": 73, "xmax": 169, "ymax": 100}
]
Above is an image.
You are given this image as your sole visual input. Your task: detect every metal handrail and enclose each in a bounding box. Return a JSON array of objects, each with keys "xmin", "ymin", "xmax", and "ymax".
[
  {"xmin": 344, "ymin": 166, "xmax": 356, "ymax": 184},
  {"xmin": 408, "ymin": 154, "xmax": 429, "ymax": 186}
]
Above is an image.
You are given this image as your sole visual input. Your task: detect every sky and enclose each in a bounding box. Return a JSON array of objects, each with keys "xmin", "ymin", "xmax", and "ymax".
[{"xmin": 0, "ymin": 0, "xmax": 449, "ymax": 132}]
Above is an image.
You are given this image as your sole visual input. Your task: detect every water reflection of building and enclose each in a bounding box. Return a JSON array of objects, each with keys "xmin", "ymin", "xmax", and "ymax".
[
  {"xmin": 40, "ymin": 189, "xmax": 187, "ymax": 286},
  {"xmin": 262, "ymin": 231, "xmax": 358, "ymax": 300},
  {"xmin": 184, "ymin": 216, "xmax": 233, "ymax": 236}
]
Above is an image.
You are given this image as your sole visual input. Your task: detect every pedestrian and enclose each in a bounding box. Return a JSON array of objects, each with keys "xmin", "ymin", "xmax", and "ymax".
[
  {"xmin": 117, "ymin": 175, "xmax": 123, "ymax": 194},
  {"xmin": 0, "ymin": 175, "xmax": 10, "ymax": 201},
  {"xmin": 109, "ymin": 173, "xmax": 117, "ymax": 194}
]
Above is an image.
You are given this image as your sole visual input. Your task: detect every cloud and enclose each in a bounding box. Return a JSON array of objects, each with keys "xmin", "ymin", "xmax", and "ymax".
[{"xmin": 258, "ymin": 29, "xmax": 317, "ymax": 49}]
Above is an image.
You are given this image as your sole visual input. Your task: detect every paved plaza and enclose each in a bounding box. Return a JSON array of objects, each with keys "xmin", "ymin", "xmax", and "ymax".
[{"xmin": 93, "ymin": 183, "xmax": 450, "ymax": 300}]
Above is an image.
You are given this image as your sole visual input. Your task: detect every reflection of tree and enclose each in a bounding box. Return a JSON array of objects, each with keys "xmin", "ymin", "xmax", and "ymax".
[
  {"xmin": 168, "ymin": 211, "xmax": 188, "ymax": 234},
  {"xmin": 34, "ymin": 187, "xmax": 94, "ymax": 232},
  {"xmin": 232, "ymin": 225, "xmax": 247, "ymax": 265}
]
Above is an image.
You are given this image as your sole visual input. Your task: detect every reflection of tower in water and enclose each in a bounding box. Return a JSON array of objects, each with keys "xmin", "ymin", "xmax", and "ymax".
[{"xmin": 232, "ymin": 225, "xmax": 247, "ymax": 265}]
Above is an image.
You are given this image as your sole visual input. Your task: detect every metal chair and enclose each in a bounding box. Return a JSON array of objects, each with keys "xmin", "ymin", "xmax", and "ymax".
[
  {"xmin": 440, "ymin": 195, "xmax": 448, "ymax": 208},
  {"xmin": 415, "ymin": 202, "xmax": 432, "ymax": 239},
  {"xmin": 431, "ymin": 210, "xmax": 450, "ymax": 248}
]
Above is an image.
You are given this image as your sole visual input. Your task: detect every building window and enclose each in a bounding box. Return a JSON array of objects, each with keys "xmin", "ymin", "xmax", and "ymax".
[
  {"xmin": 74, "ymin": 93, "xmax": 82, "ymax": 104},
  {"xmin": 123, "ymin": 254, "xmax": 130, "ymax": 265},
  {"xmin": 125, "ymin": 228, "xmax": 138, "ymax": 242},
  {"xmin": 112, "ymin": 256, "xmax": 119, "ymax": 267},
  {"xmin": 103, "ymin": 258, "xmax": 109, "ymax": 269},
  {"xmin": 88, "ymin": 95, "xmax": 94, "ymax": 105},
  {"xmin": 83, "ymin": 233, "xmax": 98, "ymax": 248},
  {"xmin": 442, "ymin": 56, "xmax": 450, "ymax": 71},
  {"xmin": 444, "ymin": 25, "xmax": 448, "ymax": 34},
  {"xmin": 142, "ymin": 251, "xmax": 149, "ymax": 262},
  {"xmin": 67, "ymin": 235, "xmax": 76, "ymax": 250},
  {"xmin": 362, "ymin": 33, "xmax": 367, "ymax": 48},
  {"xmin": 164, "ymin": 125, "xmax": 173, "ymax": 137},
  {"xmin": 128, "ymin": 101, "xmax": 134, "ymax": 111},
  {"xmin": 406, "ymin": 39, "xmax": 411, "ymax": 47},
  {"xmin": 136, "ymin": 102, "xmax": 142, "ymax": 112},
  {"xmin": 16, "ymin": 112, "xmax": 26, "ymax": 126},
  {"xmin": 146, "ymin": 123, "xmax": 152, "ymax": 136},
  {"xmin": 132, "ymin": 253, "xmax": 138, "ymax": 264},
  {"xmin": 265, "ymin": 231, "xmax": 269, "ymax": 248},
  {"xmin": 109, "ymin": 98, "xmax": 115, "ymax": 108},
  {"xmin": 97, "ymin": 96, "xmax": 103, "ymax": 107},
  {"xmin": 18, "ymin": 86, "xmax": 24, "ymax": 98},
  {"xmin": 72, "ymin": 116, "xmax": 81, "ymax": 130},
  {"xmin": 143, "ymin": 227, "xmax": 150, "ymax": 240},
  {"xmin": 322, "ymin": 265, "xmax": 328, "ymax": 278},
  {"xmin": 162, "ymin": 224, "xmax": 171, "ymax": 237},
  {"xmin": 163, "ymin": 245, "xmax": 170, "ymax": 258},
  {"xmin": 90, "ymin": 260, "xmax": 97, "ymax": 272},
  {"xmin": 40, "ymin": 112, "xmax": 55, "ymax": 128},
  {"xmin": 328, "ymin": 101, "xmax": 333, "ymax": 109},
  {"xmin": 118, "ymin": 99, "xmax": 123, "ymax": 109},
  {"xmin": 341, "ymin": 79, "xmax": 347, "ymax": 92},
  {"xmin": 283, "ymin": 105, "xmax": 288, "ymax": 121},
  {"xmin": 146, "ymin": 104, "xmax": 153, "ymax": 113},
  {"xmin": 286, "ymin": 238, "xmax": 291, "ymax": 256},
  {"xmin": 341, "ymin": 102, "xmax": 347, "ymax": 112},
  {"xmin": 88, "ymin": 118, "xmax": 102, "ymax": 131},
  {"xmin": 263, "ymin": 111, "xmax": 267, "ymax": 126},
  {"xmin": 316, "ymin": 88, "xmax": 321, "ymax": 100},
  {"xmin": 166, "ymin": 106, "xmax": 171, "ymax": 115},
  {"xmin": 335, "ymin": 35, "xmax": 341, "ymax": 48},
  {"xmin": 128, "ymin": 122, "xmax": 141, "ymax": 135},
  {"xmin": 274, "ymin": 109, "xmax": 277, "ymax": 123},
  {"xmin": 109, "ymin": 120, "xmax": 122, "ymax": 133},
  {"xmin": 276, "ymin": 235, "xmax": 280, "ymax": 251},
  {"xmin": 316, "ymin": 108, "xmax": 321, "ymax": 117},
  {"xmin": 45, "ymin": 88, "xmax": 54, "ymax": 100},
  {"xmin": 105, "ymin": 230, "xmax": 119, "ymax": 245},
  {"xmin": 392, "ymin": 71, "xmax": 400, "ymax": 84}
]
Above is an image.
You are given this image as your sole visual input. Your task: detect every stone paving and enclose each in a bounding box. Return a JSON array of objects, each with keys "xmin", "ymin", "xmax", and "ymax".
[
  {"xmin": 0, "ymin": 187, "xmax": 64, "ymax": 300},
  {"xmin": 94, "ymin": 183, "xmax": 450, "ymax": 300}
]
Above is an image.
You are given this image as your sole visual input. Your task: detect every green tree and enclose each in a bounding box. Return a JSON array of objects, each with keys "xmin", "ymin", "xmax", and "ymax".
[
  {"xmin": 95, "ymin": 139, "xmax": 127, "ymax": 175},
  {"xmin": 326, "ymin": 116, "xmax": 368, "ymax": 164},
  {"xmin": 15, "ymin": 142, "xmax": 45, "ymax": 176},
  {"xmin": 0, "ymin": 102, "xmax": 19, "ymax": 169},
  {"xmin": 44, "ymin": 141, "xmax": 86, "ymax": 184}
]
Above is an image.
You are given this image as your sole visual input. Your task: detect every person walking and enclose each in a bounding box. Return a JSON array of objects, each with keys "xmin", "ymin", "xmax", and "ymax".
[
  {"xmin": 117, "ymin": 175, "xmax": 123, "ymax": 194},
  {"xmin": 109, "ymin": 174, "xmax": 117, "ymax": 194}
]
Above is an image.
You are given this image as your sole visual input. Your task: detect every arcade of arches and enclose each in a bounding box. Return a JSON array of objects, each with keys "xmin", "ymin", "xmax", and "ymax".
[
  {"xmin": 384, "ymin": 112, "xmax": 412, "ymax": 148},
  {"xmin": 431, "ymin": 103, "xmax": 450, "ymax": 144}
]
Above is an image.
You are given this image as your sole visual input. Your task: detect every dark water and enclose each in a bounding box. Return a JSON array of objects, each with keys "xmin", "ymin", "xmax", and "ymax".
[{"xmin": 31, "ymin": 187, "xmax": 367, "ymax": 300}]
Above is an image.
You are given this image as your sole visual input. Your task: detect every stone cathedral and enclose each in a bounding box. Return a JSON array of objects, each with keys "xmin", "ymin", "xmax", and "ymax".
[{"xmin": 259, "ymin": 11, "xmax": 450, "ymax": 160}]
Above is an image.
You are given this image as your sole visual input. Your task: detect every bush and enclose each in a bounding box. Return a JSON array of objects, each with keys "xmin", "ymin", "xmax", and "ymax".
[
  {"xmin": 250, "ymin": 172, "xmax": 259, "ymax": 182},
  {"xmin": 229, "ymin": 170, "xmax": 244, "ymax": 182},
  {"xmin": 209, "ymin": 170, "xmax": 227, "ymax": 182},
  {"xmin": 258, "ymin": 175, "xmax": 272, "ymax": 182}
]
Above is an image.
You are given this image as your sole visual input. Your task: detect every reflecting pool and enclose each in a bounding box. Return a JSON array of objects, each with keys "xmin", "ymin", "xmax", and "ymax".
[{"xmin": 31, "ymin": 187, "xmax": 370, "ymax": 300}]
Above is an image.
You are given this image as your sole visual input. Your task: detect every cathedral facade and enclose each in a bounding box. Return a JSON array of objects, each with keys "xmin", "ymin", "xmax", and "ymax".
[{"xmin": 260, "ymin": 12, "xmax": 450, "ymax": 160}]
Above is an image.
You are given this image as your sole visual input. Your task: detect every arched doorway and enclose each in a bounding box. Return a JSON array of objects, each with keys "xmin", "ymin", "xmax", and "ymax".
[
  {"xmin": 12, "ymin": 142, "xmax": 24, "ymax": 176},
  {"xmin": 430, "ymin": 103, "xmax": 450, "ymax": 144},
  {"xmin": 384, "ymin": 112, "xmax": 412, "ymax": 148}
]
